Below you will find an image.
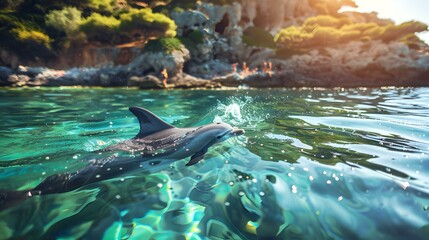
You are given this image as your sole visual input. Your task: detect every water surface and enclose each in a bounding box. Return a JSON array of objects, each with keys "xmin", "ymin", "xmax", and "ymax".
[{"xmin": 0, "ymin": 87, "xmax": 428, "ymax": 239}]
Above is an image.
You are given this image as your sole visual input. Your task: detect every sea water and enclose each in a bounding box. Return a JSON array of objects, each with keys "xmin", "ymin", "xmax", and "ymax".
[{"xmin": 0, "ymin": 87, "xmax": 428, "ymax": 239}]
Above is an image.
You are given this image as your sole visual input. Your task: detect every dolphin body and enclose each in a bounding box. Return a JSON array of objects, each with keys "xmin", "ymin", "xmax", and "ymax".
[{"xmin": 0, "ymin": 107, "xmax": 244, "ymax": 210}]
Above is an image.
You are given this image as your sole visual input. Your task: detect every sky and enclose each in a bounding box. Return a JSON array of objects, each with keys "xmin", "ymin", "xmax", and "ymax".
[{"xmin": 341, "ymin": 0, "xmax": 429, "ymax": 43}]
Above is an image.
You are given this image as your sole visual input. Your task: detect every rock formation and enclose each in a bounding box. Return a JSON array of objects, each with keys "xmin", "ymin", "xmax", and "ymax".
[{"xmin": 1, "ymin": 0, "xmax": 428, "ymax": 88}]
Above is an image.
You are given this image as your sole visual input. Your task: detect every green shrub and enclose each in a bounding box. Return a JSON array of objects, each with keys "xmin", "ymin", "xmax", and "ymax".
[
  {"xmin": 380, "ymin": 21, "xmax": 428, "ymax": 42},
  {"xmin": 11, "ymin": 27, "xmax": 51, "ymax": 49},
  {"xmin": 80, "ymin": 13, "xmax": 120, "ymax": 42},
  {"xmin": 310, "ymin": 26, "xmax": 342, "ymax": 44},
  {"xmin": 143, "ymin": 37, "xmax": 183, "ymax": 53},
  {"xmin": 186, "ymin": 30, "xmax": 204, "ymax": 44},
  {"xmin": 303, "ymin": 15, "xmax": 351, "ymax": 28},
  {"xmin": 119, "ymin": 8, "xmax": 177, "ymax": 37},
  {"xmin": 179, "ymin": 30, "xmax": 204, "ymax": 52},
  {"xmin": 275, "ymin": 15, "xmax": 428, "ymax": 51},
  {"xmin": 274, "ymin": 26, "xmax": 313, "ymax": 47},
  {"xmin": 0, "ymin": 12, "xmax": 43, "ymax": 31},
  {"xmin": 87, "ymin": 0, "xmax": 117, "ymax": 13},
  {"xmin": 45, "ymin": 7, "xmax": 82, "ymax": 35},
  {"xmin": 205, "ymin": 0, "xmax": 235, "ymax": 5},
  {"xmin": 340, "ymin": 22, "xmax": 378, "ymax": 32},
  {"xmin": 242, "ymin": 26, "xmax": 276, "ymax": 48},
  {"xmin": 0, "ymin": 0, "xmax": 24, "ymax": 11}
]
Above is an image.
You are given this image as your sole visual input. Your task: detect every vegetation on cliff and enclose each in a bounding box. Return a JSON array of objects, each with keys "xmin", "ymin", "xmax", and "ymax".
[
  {"xmin": 0, "ymin": 0, "xmax": 178, "ymax": 59},
  {"xmin": 0, "ymin": 0, "xmax": 428, "ymax": 67},
  {"xmin": 274, "ymin": 15, "xmax": 428, "ymax": 57}
]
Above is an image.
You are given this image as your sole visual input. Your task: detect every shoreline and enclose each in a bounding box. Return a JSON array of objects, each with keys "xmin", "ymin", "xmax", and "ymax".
[{"xmin": 1, "ymin": 69, "xmax": 428, "ymax": 89}]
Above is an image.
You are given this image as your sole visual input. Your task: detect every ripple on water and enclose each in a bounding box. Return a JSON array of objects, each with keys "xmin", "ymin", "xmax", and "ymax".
[{"xmin": 0, "ymin": 88, "xmax": 428, "ymax": 240}]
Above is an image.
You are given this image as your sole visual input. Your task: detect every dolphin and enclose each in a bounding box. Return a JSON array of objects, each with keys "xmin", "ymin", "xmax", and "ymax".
[
  {"xmin": 104, "ymin": 107, "xmax": 245, "ymax": 166},
  {"xmin": 0, "ymin": 107, "xmax": 245, "ymax": 210}
]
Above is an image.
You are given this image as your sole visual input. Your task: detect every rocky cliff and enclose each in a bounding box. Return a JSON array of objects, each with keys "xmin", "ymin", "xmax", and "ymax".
[{"xmin": 1, "ymin": 0, "xmax": 428, "ymax": 88}]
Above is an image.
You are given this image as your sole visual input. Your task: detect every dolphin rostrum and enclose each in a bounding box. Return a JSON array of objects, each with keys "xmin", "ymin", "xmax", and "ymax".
[{"xmin": 0, "ymin": 107, "xmax": 245, "ymax": 210}]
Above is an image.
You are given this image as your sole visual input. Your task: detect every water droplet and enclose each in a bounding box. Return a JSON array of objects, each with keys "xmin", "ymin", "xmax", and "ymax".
[
  {"xmin": 228, "ymin": 181, "xmax": 234, "ymax": 186},
  {"xmin": 115, "ymin": 194, "xmax": 121, "ymax": 199},
  {"xmin": 120, "ymin": 178, "xmax": 125, "ymax": 182},
  {"xmin": 309, "ymin": 176, "xmax": 314, "ymax": 181},
  {"xmin": 338, "ymin": 196, "xmax": 343, "ymax": 201},
  {"xmin": 225, "ymin": 202, "xmax": 230, "ymax": 206},
  {"xmin": 326, "ymin": 180, "xmax": 332, "ymax": 185},
  {"xmin": 259, "ymin": 192, "xmax": 265, "ymax": 197},
  {"xmin": 238, "ymin": 191, "xmax": 245, "ymax": 196},
  {"xmin": 291, "ymin": 185, "xmax": 298, "ymax": 193},
  {"xmin": 157, "ymin": 183, "xmax": 163, "ymax": 188},
  {"xmin": 288, "ymin": 173, "xmax": 292, "ymax": 177},
  {"xmin": 42, "ymin": 172, "xmax": 46, "ymax": 175},
  {"xmin": 95, "ymin": 174, "xmax": 101, "ymax": 178},
  {"xmin": 252, "ymin": 178, "xmax": 257, "ymax": 183}
]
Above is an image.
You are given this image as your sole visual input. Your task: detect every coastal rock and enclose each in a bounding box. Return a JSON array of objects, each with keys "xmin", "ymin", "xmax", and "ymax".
[
  {"xmin": 186, "ymin": 60, "xmax": 233, "ymax": 79},
  {"xmin": 0, "ymin": 66, "xmax": 13, "ymax": 86},
  {"xmin": 127, "ymin": 47, "xmax": 190, "ymax": 77},
  {"xmin": 171, "ymin": 10, "xmax": 209, "ymax": 35},
  {"xmin": 128, "ymin": 75, "xmax": 164, "ymax": 89},
  {"xmin": 212, "ymin": 73, "xmax": 243, "ymax": 86},
  {"xmin": 7, "ymin": 74, "xmax": 31, "ymax": 87},
  {"xmin": 171, "ymin": 74, "xmax": 221, "ymax": 89}
]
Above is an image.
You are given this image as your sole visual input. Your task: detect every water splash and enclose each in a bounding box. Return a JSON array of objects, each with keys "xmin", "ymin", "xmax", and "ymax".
[{"xmin": 212, "ymin": 96, "xmax": 268, "ymax": 127}]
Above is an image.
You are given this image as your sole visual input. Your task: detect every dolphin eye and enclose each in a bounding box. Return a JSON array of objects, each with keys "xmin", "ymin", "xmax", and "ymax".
[{"xmin": 216, "ymin": 135, "xmax": 222, "ymax": 139}]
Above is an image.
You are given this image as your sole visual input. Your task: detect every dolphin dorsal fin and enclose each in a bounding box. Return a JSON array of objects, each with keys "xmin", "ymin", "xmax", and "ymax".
[{"xmin": 129, "ymin": 107, "xmax": 175, "ymax": 138}]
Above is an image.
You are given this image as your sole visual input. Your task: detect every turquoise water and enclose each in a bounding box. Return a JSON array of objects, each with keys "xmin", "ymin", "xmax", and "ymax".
[{"xmin": 0, "ymin": 87, "xmax": 429, "ymax": 239}]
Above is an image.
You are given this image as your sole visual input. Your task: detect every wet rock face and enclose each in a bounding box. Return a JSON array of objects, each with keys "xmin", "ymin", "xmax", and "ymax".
[
  {"xmin": 127, "ymin": 47, "xmax": 190, "ymax": 77},
  {"xmin": 171, "ymin": 10, "xmax": 209, "ymax": 36},
  {"xmin": 186, "ymin": 60, "xmax": 233, "ymax": 79},
  {"xmin": 127, "ymin": 75, "xmax": 164, "ymax": 89}
]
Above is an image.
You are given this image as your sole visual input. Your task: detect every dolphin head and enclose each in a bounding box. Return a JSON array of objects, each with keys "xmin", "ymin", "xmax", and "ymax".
[
  {"xmin": 182, "ymin": 122, "xmax": 245, "ymax": 166},
  {"xmin": 194, "ymin": 122, "xmax": 245, "ymax": 144}
]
